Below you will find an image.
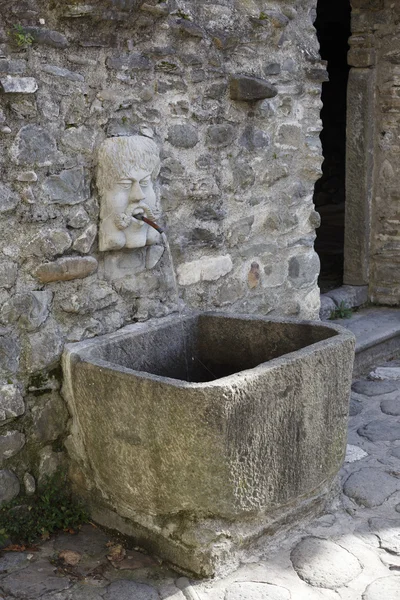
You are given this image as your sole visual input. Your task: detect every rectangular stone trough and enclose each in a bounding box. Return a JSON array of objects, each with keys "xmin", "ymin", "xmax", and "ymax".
[{"xmin": 62, "ymin": 312, "xmax": 355, "ymax": 577}]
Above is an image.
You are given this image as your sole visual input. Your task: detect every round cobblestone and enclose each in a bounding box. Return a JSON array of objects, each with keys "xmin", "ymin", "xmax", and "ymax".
[
  {"xmin": 362, "ymin": 576, "xmax": 400, "ymax": 599},
  {"xmin": 290, "ymin": 537, "xmax": 362, "ymax": 589},
  {"xmin": 381, "ymin": 398, "xmax": 400, "ymax": 416},
  {"xmin": 343, "ymin": 468, "xmax": 400, "ymax": 507},
  {"xmin": 225, "ymin": 582, "xmax": 290, "ymax": 600},
  {"xmin": 352, "ymin": 380, "xmax": 398, "ymax": 396},
  {"xmin": 358, "ymin": 419, "xmax": 400, "ymax": 442},
  {"xmin": 369, "ymin": 518, "xmax": 400, "ymax": 554}
]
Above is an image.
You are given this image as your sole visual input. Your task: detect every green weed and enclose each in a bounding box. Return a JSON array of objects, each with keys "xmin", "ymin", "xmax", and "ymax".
[
  {"xmin": 10, "ymin": 24, "xmax": 34, "ymax": 48},
  {"xmin": 329, "ymin": 301, "xmax": 353, "ymax": 320},
  {"xmin": 0, "ymin": 470, "xmax": 88, "ymax": 545}
]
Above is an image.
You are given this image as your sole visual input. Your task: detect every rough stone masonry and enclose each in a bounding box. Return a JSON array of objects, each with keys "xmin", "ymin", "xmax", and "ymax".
[{"xmin": 0, "ymin": 1, "xmax": 324, "ymax": 503}]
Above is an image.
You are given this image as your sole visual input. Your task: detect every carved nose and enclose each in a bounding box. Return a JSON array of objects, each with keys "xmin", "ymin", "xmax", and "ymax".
[{"xmin": 129, "ymin": 181, "xmax": 145, "ymax": 202}]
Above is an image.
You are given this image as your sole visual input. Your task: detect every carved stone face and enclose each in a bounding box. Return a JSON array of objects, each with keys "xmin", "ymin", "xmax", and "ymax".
[{"xmin": 97, "ymin": 136, "xmax": 160, "ymax": 251}]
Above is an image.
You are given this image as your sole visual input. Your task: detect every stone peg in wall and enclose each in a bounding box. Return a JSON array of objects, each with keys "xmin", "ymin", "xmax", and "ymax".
[{"xmin": 97, "ymin": 135, "xmax": 162, "ymax": 252}]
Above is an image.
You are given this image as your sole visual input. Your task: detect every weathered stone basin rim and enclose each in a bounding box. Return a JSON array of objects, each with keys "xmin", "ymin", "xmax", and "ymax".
[
  {"xmin": 63, "ymin": 312, "xmax": 354, "ymax": 387},
  {"xmin": 62, "ymin": 312, "xmax": 355, "ymax": 577}
]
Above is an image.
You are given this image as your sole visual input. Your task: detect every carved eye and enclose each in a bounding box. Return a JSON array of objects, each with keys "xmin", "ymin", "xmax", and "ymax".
[
  {"xmin": 140, "ymin": 177, "xmax": 150, "ymax": 188},
  {"xmin": 118, "ymin": 182, "xmax": 132, "ymax": 190}
]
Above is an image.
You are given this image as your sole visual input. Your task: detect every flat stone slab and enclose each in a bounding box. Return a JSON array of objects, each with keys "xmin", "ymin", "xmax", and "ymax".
[
  {"xmin": 343, "ymin": 467, "xmax": 400, "ymax": 507},
  {"xmin": 369, "ymin": 518, "xmax": 400, "ymax": 554},
  {"xmin": 290, "ymin": 536, "xmax": 362, "ymax": 589},
  {"xmin": 64, "ymin": 583, "xmax": 106, "ymax": 600},
  {"xmin": 362, "ymin": 576, "xmax": 400, "ymax": 600},
  {"xmin": 0, "ymin": 551, "xmax": 30, "ymax": 576},
  {"xmin": 370, "ymin": 367, "xmax": 400, "ymax": 381},
  {"xmin": 345, "ymin": 444, "xmax": 368, "ymax": 463},
  {"xmin": 0, "ymin": 559, "xmax": 72, "ymax": 599},
  {"xmin": 358, "ymin": 419, "xmax": 400, "ymax": 441},
  {"xmin": 225, "ymin": 582, "xmax": 290, "ymax": 599},
  {"xmin": 104, "ymin": 580, "xmax": 159, "ymax": 600},
  {"xmin": 381, "ymin": 398, "xmax": 400, "ymax": 416},
  {"xmin": 352, "ymin": 380, "xmax": 398, "ymax": 396},
  {"xmin": 54, "ymin": 524, "xmax": 109, "ymax": 556}
]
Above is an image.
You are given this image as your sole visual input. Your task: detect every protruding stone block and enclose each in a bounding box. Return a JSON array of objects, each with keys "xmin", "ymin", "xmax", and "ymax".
[
  {"xmin": 72, "ymin": 224, "xmax": 97, "ymax": 254},
  {"xmin": 177, "ymin": 255, "xmax": 233, "ymax": 285},
  {"xmin": 23, "ymin": 27, "xmax": 69, "ymax": 48},
  {"xmin": 0, "ymin": 431, "xmax": 25, "ymax": 462},
  {"xmin": 43, "ymin": 167, "xmax": 90, "ymax": 205},
  {"xmin": 0, "ymin": 183, "xmax": 18, "ymax": 213},
  {"xmin": 0, "ymin": 384, "xmax": 25, "ymax": 421},
  {"xmin": 11, "ymin": 125, "xmax": 57, "ymax": 166},
  {"xmin": 41, "ymin": 65, "xmax": 84, "ymax": 82},
  {"xmin": 35, "ymin": 256, "xmax": 98, "ymax": 283},
  {"xmin": 0, "ymin": 470, "xmax": 20, "ymax": 505},
  {"xmin": 230, "ymin": 75, "xmax": 277, "ymax": 101},
  {"xmin": 0, "ymin": 76, "xmax": 38, "ymax": 94},
  {"xmin": 167, "ymin": 124, "xmax": 199, "ymax": 148}
]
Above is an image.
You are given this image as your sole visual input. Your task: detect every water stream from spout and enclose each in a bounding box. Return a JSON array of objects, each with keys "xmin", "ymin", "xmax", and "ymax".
[
  {"xmin": 161, "ymin": 233, "xmax": 218, "ymax": 383},
  {"xmin": 161, "ymin": 232, "xmax": 190, "ymax": 382}
]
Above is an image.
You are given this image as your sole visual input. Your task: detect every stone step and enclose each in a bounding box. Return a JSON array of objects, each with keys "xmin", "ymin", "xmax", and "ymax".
[{"xmin": 330, "ymin": 307, "xmax": 400, "ymax": 376}]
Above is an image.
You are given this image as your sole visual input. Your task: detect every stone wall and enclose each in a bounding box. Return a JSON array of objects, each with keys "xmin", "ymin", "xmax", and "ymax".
[{"xmin": 0, "ymin": 0, "xmax": 323, "ymax": 502}]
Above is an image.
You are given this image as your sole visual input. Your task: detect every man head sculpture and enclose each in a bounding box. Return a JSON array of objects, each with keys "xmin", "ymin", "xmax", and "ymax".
[{"xmin": 97, "ymin": 135, "xmax": 161, "ymax": 251}]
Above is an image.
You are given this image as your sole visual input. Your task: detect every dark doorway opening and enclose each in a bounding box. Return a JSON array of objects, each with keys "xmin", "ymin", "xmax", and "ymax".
[{"xmin": 314, "ymin": 0, "xmax": 351, "ymax": 293}]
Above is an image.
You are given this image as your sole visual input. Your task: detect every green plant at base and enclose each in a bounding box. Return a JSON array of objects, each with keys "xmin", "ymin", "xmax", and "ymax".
[
  {"xmin": 329, "ymin": 301, "xmax": 353, "ymax": 320},
  {"xmin": 0, "ymin": 470, "xmax": 88, "ymax": 545},
  {"xmin": 10, "ymin": 24, "xmax": 34, "ymax": 48}
]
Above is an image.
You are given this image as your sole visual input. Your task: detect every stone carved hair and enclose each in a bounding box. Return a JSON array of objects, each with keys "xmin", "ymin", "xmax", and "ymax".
[{"xmin": 97, "ymin": 135, "xmax": 160, "ymax": 192}]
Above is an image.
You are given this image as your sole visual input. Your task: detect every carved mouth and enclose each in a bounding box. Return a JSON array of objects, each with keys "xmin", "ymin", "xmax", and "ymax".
[{"xmin": 132, "ymin": 207, "xmax": 145, "ymax": 217}]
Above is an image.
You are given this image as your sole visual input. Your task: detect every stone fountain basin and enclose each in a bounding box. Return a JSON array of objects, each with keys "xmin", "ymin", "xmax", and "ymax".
[{"xmin": 62, "ymin": 312, "xmax": 355, "ymax": 577}]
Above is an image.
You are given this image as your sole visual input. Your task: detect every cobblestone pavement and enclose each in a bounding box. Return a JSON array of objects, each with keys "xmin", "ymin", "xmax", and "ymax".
[{"xmin": 1, "ymin": 359, "xmax": 400, "ymax": 600}]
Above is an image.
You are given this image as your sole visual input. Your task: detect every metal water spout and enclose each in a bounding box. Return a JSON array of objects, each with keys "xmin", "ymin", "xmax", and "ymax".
[{"xmin": 133, "ymin": 213, "xmax": 165, "ymax": 234}]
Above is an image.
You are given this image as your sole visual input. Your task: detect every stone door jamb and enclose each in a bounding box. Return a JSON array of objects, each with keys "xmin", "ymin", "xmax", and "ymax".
[{"xmin": 343, "ymin": 1, "xmax": 379, "ymax": 287}]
